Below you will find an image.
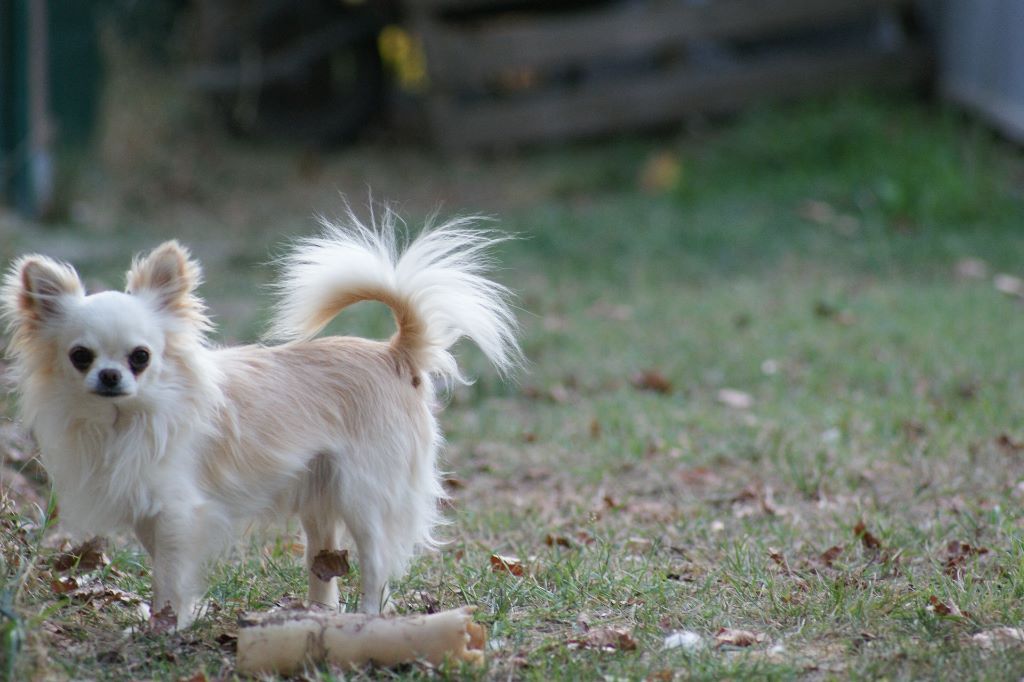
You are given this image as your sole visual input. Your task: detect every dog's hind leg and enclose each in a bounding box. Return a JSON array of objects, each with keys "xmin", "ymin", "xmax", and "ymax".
[
  {"xmin": 301, "ymin": 513, "xmax": 341, "ymax": 607},
  {"xmin": 299, "ymin": 452, "xmax": 344, "ymax": 607},
  {"xmin": 349, "ymin": 521, "xmax": 391, "ymax": 615}
]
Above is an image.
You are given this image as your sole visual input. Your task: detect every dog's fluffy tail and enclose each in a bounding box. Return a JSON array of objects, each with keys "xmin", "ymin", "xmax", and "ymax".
[{"xmin": 267, "ymin": 208, "xmax": 521, "ymax": 384}]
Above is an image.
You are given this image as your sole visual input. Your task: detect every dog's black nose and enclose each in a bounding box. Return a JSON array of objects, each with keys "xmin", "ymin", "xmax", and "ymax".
[{"xmin": 98, "ymin": 368, "xmax": 121, "ymax": 388}]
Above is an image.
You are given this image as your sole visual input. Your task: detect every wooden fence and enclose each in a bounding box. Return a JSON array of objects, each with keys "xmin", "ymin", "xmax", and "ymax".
[{"xmin": 408, "ymin": 0, "xmax": 931, "ymax": 150}]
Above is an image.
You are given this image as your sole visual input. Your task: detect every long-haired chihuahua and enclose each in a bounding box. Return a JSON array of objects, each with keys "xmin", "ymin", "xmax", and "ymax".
[{"xmin": 1, "ymin": 209, "xmax": 520, "ymax": 628}]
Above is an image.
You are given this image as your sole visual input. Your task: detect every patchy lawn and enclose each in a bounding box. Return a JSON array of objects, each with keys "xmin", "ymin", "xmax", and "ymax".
[{"xmin": 3, "ymin": 89, "xmax": 1024, "ymax": 680}]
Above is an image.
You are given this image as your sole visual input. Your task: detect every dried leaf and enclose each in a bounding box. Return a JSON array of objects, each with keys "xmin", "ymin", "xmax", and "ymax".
[
  {"xmin": 575, "ymin": 530, "xmax": 596, "ymax": 545},
  {"xmin": 927, "ymin": 595, "xmax": 963, "ymax": 617},
  {"xmin": 902, "ymin": 420, "xmax": 927, "ymax": 441},
  {"xmin": 311, "ymin": 549, "xmax": 350, "ymax": 581},
  {"xmin": 714, "ymin": 628, "xmax": 766, "ymax": 647},
  {"xmin": 489, "ymin": 554, "xmax": 525, "ymax": 577},
  {"xmin": 52, "ymin": 537, "xmax": 109, "ymax": 573},
  {"xmin": 569, "ymin": 626, "xmax": 637, "ymax": 652},
  {"xmin": 61, "ymin": 580, "xmax": 143, "ymax": 609},
  {"xmin": 996, "ymin": 433, "xmax": 1024, "ymax": 453},
  {"xmin": 521, "ymin": 466, "xmax": 552, "ymax": 483},
  {"xmin": 730, "ymin": 483, "xmax": 779, "ymax": 518},
  {"xmin": 853, "ymin": 521, "xmax": 882, "ymax": 550},
  {"xmin": 717, "ymin": 388, "xmax": 753, "ymax": 410},
  {"xmin": 729, "ymin": 483, "xmax": 761, "ymax": 503},
  {"xmin": 442, "ymin": 476, "xmax": 465, "ymax": 491},
  {"xmin": 576, "ymin": 611, "xmax": 591, "ymax": 631},
  {"xmin": 767, "ymin": 547, "xmax": 790, "ymax": 572},
  {"xmin": 942, "ymin": 541, "xmax": 989, "ymax": 578},
  {"xmin": 412, "ymin": 590, "xmax": 441, "ymax": 614},
  {"xmin": 149, "ymin": 603, "xmax": 178, "ymax": 634},
  {"xmin": 675, "ymin": 466, "xmax": 719, "ymax": 487},
  {"xmin": 602, "ymin": 493, "xmax": 622, "ymax": 510},
  {"xmin": 759, "ymin": 487, "xmax": 780, "ymax": 516},
  {"xmin": 216, "ymin": 632, "xmax": 238, "ymax": 652},
  {"xmin": 630, "ymin": 370, "xmax": 672, "ymax": 395},
  {"xmin": 544, "ymin": 534, "xmax": 572, "ymax": 548},
  {"xmin": 666, "ymin": 562, "xmax": 702, "ymax": 582},
  {"xmin": 818, "ymin": 545, "xmax": 843, "ymax": 568}
]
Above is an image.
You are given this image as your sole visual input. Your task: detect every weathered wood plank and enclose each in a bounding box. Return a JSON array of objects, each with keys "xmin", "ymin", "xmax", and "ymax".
[
  {"xmin": 411, "ymin": 0, "xmax": 529, "ymax": 11},
  {"xmin": 425, "ymin": 0, "xmax": 917, "ymax": 89},
  {"xmin": 430, "ymin": 44, "xmax": 931, "ymax": 150}
]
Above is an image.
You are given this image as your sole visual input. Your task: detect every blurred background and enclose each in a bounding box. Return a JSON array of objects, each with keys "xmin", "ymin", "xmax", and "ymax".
[
  {"xmin": 0, "ymin": 0, "xmax": 1022, "ymax": 364},
  {"xmin": 3, "ymin": 0, "xmax": 1024, "ymax": 345},
  {"xmin": 1, "ymin": 0, "xmax": 1021, "ymax": 219}
]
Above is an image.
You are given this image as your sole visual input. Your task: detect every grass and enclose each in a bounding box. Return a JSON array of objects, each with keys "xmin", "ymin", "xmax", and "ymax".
[{"xmin": 3, "ymin": 88, "xmax": 1024, "ymax": 680}]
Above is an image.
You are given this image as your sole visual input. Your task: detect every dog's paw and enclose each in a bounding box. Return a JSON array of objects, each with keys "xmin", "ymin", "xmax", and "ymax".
[{"xmin": 148, "ymin": 603, "xmax": 180, "ymax": 633}]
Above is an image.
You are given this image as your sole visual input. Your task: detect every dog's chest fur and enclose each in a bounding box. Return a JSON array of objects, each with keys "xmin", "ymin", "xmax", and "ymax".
[{"xmin": 31, "ymin": 387, "xmax": 211, "ymax": 533}]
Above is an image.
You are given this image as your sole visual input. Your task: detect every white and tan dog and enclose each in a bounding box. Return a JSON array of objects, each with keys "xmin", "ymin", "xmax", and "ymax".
[{"xmin": 1, "ymin": 211, "xmax": 519, "ymax": 628}]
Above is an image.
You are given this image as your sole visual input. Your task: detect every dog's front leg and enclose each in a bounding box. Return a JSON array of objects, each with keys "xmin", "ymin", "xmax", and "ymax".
[
  {"xmin": 135, "ymin": 510, "xmax": 205, "ymax": 629},
  {"xmin": 133, "ymin": 516, "xmax": 157, "ymax": 557}
]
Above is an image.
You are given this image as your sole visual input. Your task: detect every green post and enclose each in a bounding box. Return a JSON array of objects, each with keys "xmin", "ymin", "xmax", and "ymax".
[{"xmin": 0, "ymin": 0, "xmax": 103, "ymax": 218}]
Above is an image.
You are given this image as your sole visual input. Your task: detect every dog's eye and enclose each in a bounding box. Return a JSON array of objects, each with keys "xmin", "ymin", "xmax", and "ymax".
[
  {"xmin": 68, "ymin": 346, "xmax": 94, "ymax": 371},
  {"xmin": 128, "ymin": 347, "xmax": 150, "ymax": 373}
]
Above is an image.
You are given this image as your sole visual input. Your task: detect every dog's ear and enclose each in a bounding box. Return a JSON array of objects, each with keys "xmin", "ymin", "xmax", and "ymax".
[
  {"xmin": 127, "ymin": 241, "xmax": 209, "ymax": 325},
  {"xmin": 2, "ymin": 256, "xmax": 85, "ymax": 327}
]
